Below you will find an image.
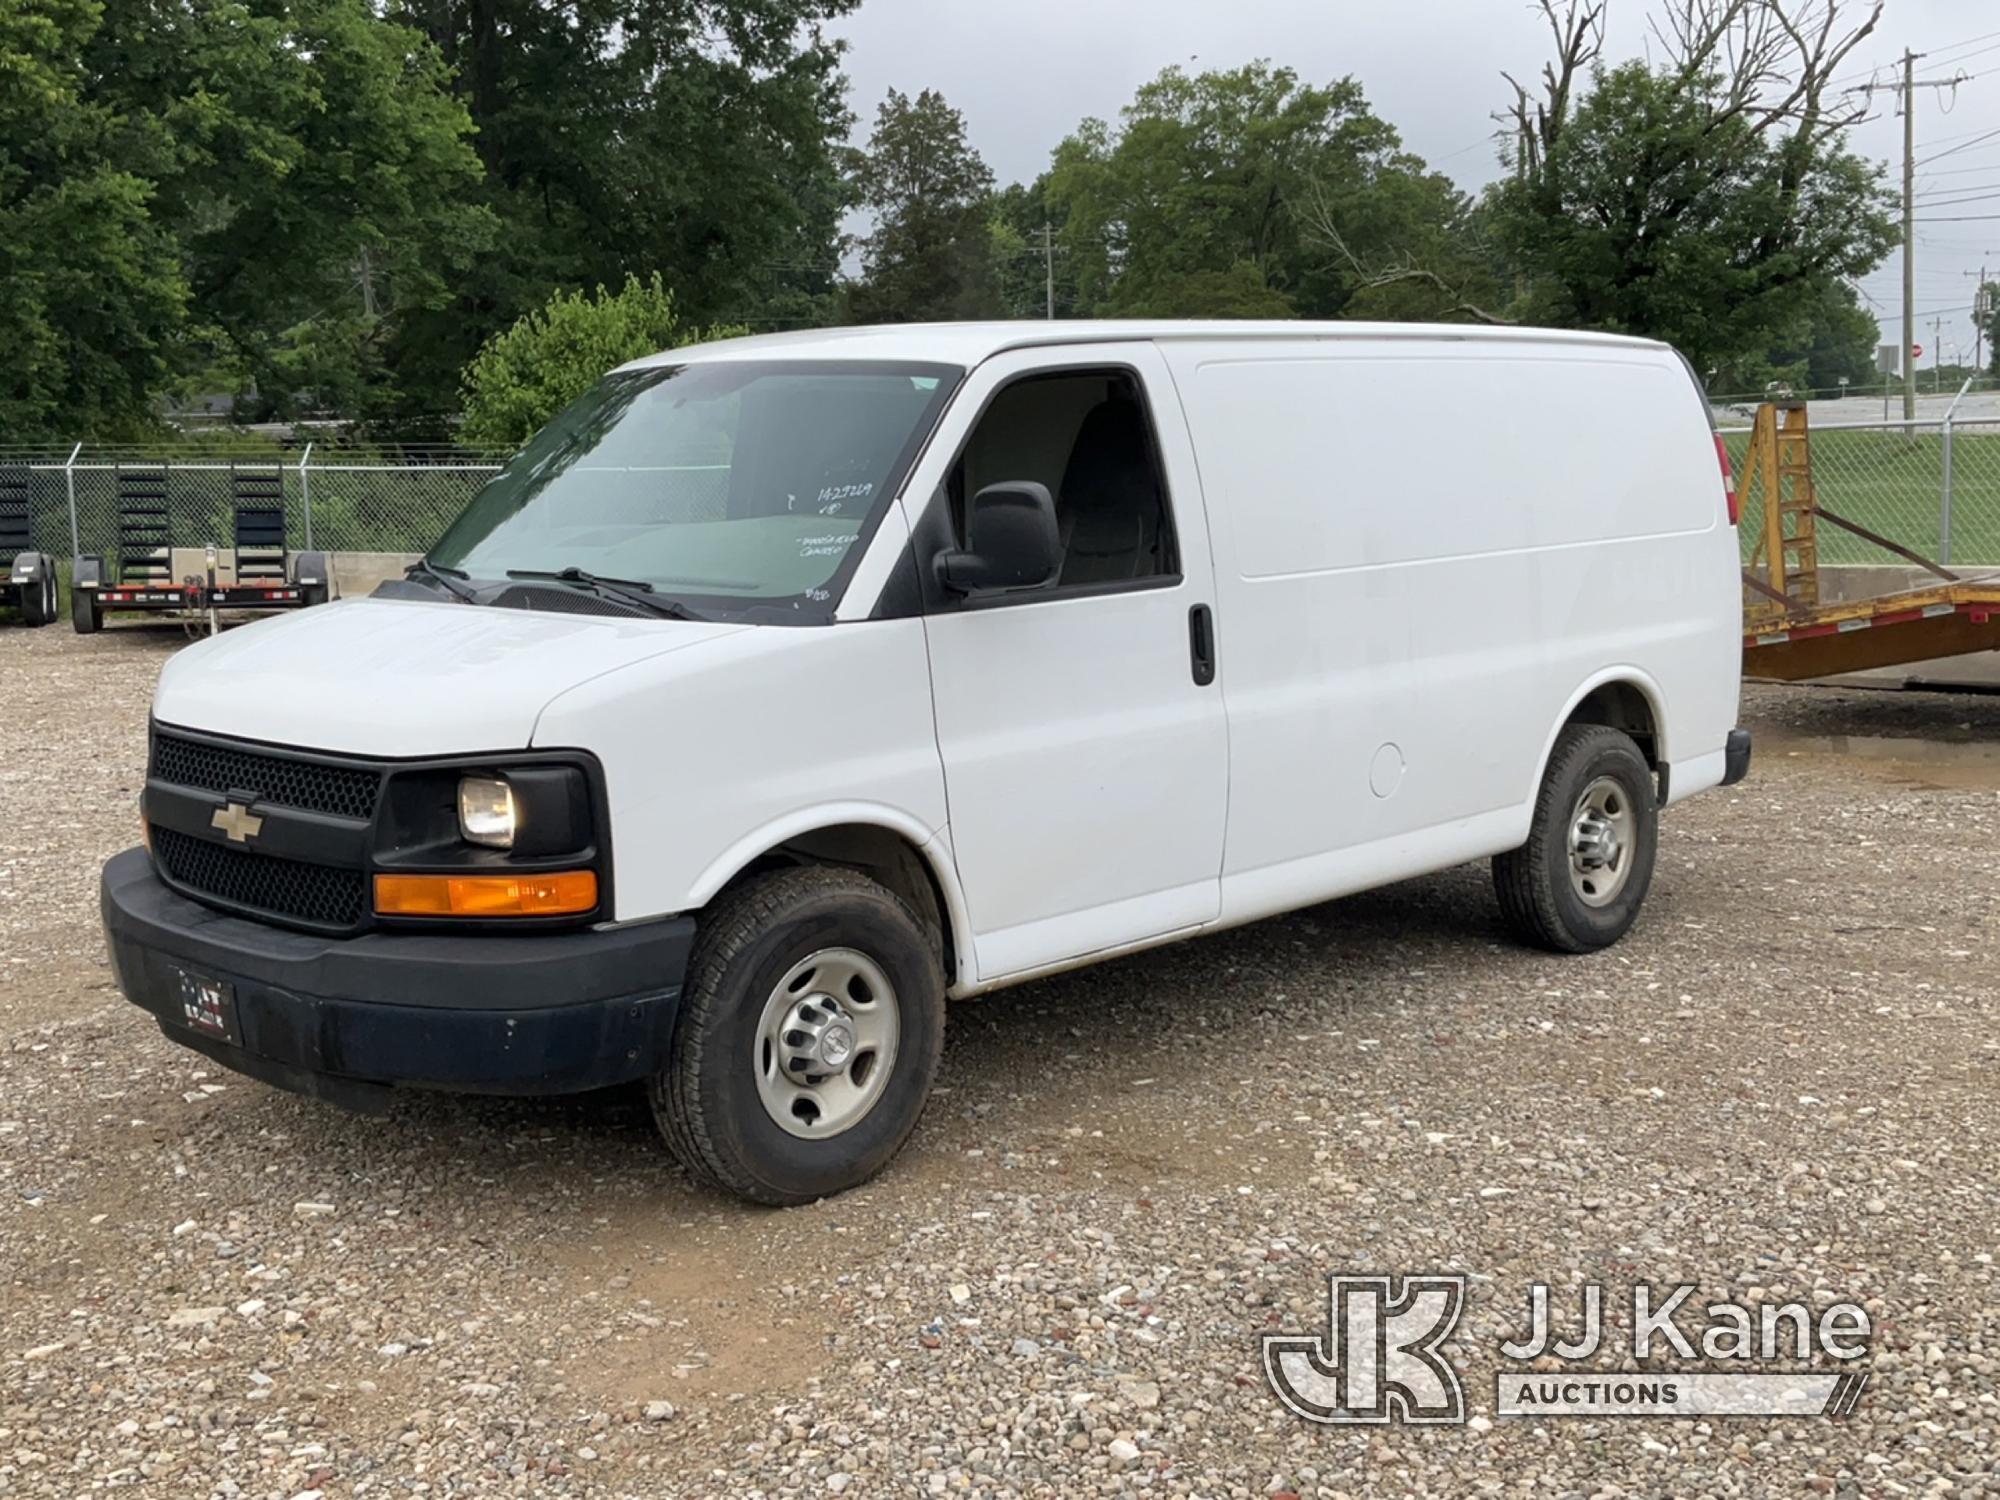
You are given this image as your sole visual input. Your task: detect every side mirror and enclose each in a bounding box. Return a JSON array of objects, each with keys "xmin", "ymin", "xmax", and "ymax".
[{"xmin": 935, "ymin": 482, "xmax": 1060, "ymax": 595}]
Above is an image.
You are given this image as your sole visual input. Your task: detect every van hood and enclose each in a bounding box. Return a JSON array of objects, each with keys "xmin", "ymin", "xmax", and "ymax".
[{"xmin": 152, "ymin": 596, "xmax": 749, "ymax": 757}]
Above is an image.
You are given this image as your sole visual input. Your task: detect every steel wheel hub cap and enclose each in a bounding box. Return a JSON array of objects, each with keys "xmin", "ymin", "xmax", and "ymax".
[
  {"xmin": 754, "ymin": 948, "xmax": 899, "ymax": 1139},
  {"xmin": 1567, "ymin": 776, "xmax": 1636, "ymax": 907}
]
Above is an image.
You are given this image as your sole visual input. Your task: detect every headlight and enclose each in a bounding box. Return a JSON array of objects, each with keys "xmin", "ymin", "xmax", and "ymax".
[{"xmin": 457, "ymin": 776, "xmax": 518, "ymax": 848}]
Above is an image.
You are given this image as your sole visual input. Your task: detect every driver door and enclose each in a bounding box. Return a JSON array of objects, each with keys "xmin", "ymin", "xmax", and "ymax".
[{"xmin": 907, "ymin": 344, "xmax": 1228, "ymax": 982}]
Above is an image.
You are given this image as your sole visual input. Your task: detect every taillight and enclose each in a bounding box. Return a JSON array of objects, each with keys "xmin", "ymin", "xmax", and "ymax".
[{"xmin": 1714, "ymin": 433, "xmax": 1739, "ymax": 526}]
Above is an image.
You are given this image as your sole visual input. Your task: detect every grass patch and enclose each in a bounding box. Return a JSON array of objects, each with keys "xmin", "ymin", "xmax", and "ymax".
[{"xmin": 1728, "ymin": 426, "xmax": 2000, "ymax": 568}]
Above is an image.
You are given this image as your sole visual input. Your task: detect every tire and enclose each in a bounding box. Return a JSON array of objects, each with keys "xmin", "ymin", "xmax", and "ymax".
[
  {"xmin": 20, "ymin": 566, "xmax": 53, "ymax": 627},
  {"xmin": 652, "ymin": 865, "xmax": 946, "ymax": 1205},
  {"xmin": 71, "ymin": 585, "xmax": 100, "ymax": 634},
  {"xmin": 1492, "ymin": 724, "xmax": 1657, "ymax": 954}
]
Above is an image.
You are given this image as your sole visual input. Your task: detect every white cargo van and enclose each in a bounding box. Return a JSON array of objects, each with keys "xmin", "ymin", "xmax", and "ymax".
[{"xmin": 103, "ymin": 322, "xmax": 1749, "ymax": 1203}]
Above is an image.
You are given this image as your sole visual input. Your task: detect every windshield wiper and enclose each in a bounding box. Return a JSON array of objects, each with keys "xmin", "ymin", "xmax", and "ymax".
[
  {"xmin": 506, "ymin": 567, "xmax": 708, "ymax": 621},
  {"xmin": 405, "ymin": 557, "xmax": 480, "ymax": 603}
]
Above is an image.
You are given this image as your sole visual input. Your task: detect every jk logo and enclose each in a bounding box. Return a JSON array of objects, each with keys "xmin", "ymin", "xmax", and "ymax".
[{"xmin": 1263, "ymin": 1274, "xmax": 1467, "ymax": 1425}]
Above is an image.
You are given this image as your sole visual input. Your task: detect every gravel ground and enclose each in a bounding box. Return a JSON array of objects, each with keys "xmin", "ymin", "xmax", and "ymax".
[{"xmin": 3, "ymin": 620, "xmax": 1999, "ymax": 1498}]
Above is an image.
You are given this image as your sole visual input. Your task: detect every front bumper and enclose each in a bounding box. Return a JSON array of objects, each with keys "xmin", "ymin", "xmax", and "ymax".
[{"xmin": 101, "ymin": 848, "xmax": 693, "ymax": 1110}]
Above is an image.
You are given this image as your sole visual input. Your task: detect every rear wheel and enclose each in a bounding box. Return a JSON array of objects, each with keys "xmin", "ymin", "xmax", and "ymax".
[
  {"xmin": 1492, "ymin": 724, "xmax": 1657, "ymax": 953},
  {"xmin": 651, "ymin": 866, "xmax": 945, "ymax": 1205}
]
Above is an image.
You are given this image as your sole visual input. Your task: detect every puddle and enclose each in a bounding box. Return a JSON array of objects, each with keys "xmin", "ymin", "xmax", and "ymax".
[
  {"xmin": 1772, "ymin": 733, "xmax": 2000, "ymax": 767},
  {"xmin": 1761, "ymin": 730, "xmax": 2000, "ymax": 791}
]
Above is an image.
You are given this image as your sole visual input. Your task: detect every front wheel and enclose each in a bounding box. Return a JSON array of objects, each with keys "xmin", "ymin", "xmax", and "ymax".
[
  {"xmin": 71, "ymin": 585, "xmax": 100, "ymax": 634},
  {"xmin": 1492, "ymin": 724, "xmax": 1657, "ymax": 953},
  {"xmin": 651, "ymin": 866, "xmax": 945, "ymax": 1205}
]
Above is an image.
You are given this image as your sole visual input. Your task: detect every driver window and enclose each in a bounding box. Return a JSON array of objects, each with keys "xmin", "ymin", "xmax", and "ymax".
[{"xmin": 951, "ymin": 369, "xmax": 1177, "ymax": 588}]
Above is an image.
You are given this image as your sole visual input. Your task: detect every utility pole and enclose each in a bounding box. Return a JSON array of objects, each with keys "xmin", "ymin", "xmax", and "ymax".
[
  {"xmin": 1903, "ymin": 50, "xmax": 1916, "ymax": 422},
  {"xmin": 1974, "ymin": 264, "xmax": 1992, "ymax": 373},
  {"xmin": 1849, "ymin": 52, "xmax": 1968, "ymax": 424},
  {"xmin": 1038, "ymin": 223, "xmax": 1055, "ymax": 321},
  {"xmin": 1932, "ymin": 313, "xmax": 1946, "ymax": 392}
]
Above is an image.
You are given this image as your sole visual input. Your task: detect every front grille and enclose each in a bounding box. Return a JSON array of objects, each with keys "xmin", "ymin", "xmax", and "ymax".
[
  {"xmin": 151, "ymin": 731, "xmax": 381, "ymax": 821},
  {"xmin": 153, "ymin": 827, "xmax": 367, "ymax": 930}
]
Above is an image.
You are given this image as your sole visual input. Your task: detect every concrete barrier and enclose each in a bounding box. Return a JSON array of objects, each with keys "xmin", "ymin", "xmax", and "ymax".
[{"xmin": 330, "ymin": 552, "xmax": 420, "ymax": 598}]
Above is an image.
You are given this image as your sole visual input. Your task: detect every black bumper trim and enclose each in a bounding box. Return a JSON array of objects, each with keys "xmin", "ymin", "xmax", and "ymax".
[
  {"xmin": 102, "ymin": 848, "xmax": 693, "ymax": 1100},
  {"xmin": 1722, "ymin": 728, "xmax": 1752, "ymax": 787}
]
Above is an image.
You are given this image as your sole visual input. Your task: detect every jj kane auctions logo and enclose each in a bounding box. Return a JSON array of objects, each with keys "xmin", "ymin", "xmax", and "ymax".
[{"xmin": 1263, "ymin": 1275, "xmax": 1872, "ymax": 1424}]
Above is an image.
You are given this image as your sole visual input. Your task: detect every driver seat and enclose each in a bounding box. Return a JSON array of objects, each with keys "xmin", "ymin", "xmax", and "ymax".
[{"xmin": 1056, "ymin": 398, "xmax": 1165, "ymax": 586}]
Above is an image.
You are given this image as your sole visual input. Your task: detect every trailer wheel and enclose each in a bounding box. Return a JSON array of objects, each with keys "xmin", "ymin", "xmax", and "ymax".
[
  {"xmin": 1492, "ymin": 724, "xmax": 1657, "ymax": 953},
  {"xmin": 651, "ymin": 866, "xmax": 946, "ymax": 1205},
  {"xmin": 72, "ymin": 586, "xmax": 101, "ymax": 634},
  {"xmin": 20, "ymin": 559, "xmax": 56, "ymax": 627}
]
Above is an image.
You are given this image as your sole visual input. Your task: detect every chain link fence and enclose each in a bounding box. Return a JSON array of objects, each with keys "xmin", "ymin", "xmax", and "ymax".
[
  {"xmin": 1721, "ymin": 417, "xmax": 2000, "ymax": 569},
  {"xmin": 9, "ymin": 420, "xmax": 1998, "ymax": 579},
  {"xmin": 0, "ymin": 445, "xmax": 503, "ymax": 566}
]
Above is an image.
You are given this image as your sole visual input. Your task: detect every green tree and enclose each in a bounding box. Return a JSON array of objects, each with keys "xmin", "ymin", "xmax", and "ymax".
[
  {"xmin": 1042, "ymin": 63, "xmax": 1488, "ymax": 321},
  {"xmin": 1802, "ymin": 282, "xmax": 1881, "ymax": 393},
  {"xmin": 82, "ymin": 0, "xmax": 493, "ymax": 424},
  {"xmin": 1487, "ymin": 3, "xmax": 1896, "ymax": 377},
  {"xmin": 844, "ymin": 89, "xmax": 999, "ymax": 323},
  {"xmin": 1713, "ymin": 281, "xmax": 1880, "ymax": 396},
  {"xmin": 989, "ymin": 177, "xmax": 1067, "ymax": 320},
  {"xmin": 458, "ymin": 274, "xmax": 742, "ymax": 448},
  {"xmin": 0, "ymin": 0, "xmax": 185, "ymax": 441},
  {"xmin": 394, "ymin": 0, "xmax": 856, "ymax": 408}
]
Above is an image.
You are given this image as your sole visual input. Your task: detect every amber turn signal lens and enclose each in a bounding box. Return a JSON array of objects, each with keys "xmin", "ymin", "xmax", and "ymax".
[{"xmin": 373, "ymin": 870, "xmax": 598, "ymax": 918}]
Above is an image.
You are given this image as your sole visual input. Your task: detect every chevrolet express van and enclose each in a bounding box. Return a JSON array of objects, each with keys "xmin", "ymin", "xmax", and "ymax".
[{"xmin": 103, "ymin": 322, "xmax": 1750, "ymax": 1203}]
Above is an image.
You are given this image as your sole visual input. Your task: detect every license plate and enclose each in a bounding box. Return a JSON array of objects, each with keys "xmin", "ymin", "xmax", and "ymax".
[{"xmin": 174, "ymin": 969, "xmax": 239, "ymax": 1045}]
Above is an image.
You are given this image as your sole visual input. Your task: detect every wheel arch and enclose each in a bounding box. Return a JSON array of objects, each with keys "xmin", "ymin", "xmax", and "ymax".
[
  {"xmin": 1533, "ymin": 668, "xmax": 1669, "ymax": 800},
  {"xmin": 688, "ymin": 806, "xmax": 975, "ymax": 995}
]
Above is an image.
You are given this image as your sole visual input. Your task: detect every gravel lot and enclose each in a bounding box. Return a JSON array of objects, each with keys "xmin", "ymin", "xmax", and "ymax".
[{"xmin": 3, "ymin": 621, "xmax": 1999, "ymax": 1498}]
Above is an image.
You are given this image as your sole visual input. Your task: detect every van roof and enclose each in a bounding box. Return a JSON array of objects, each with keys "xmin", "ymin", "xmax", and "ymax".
[{"xmin": 619, "ymin": 320, "xmax": 1669, "ymax": 373}]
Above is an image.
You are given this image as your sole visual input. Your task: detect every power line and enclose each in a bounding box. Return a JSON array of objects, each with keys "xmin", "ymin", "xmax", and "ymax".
[
  {"xmin": 1915, "ymin": 190, "xmax": 2000, "ymax": 209},
  {"xmin": 1830, "ymin": 32, "xmax": 1991, "ymax": 87},
  {"xmin": 1919, "ymin": 120, "xmax": 2000, "ymax": 148},
  {"xmin": 1842, "ymin": 51, "xmax": 1977, "ymax": 420},
  {"xmin": 1917, "ymin": 126, "xmax": 2000, "ymax": 166}
]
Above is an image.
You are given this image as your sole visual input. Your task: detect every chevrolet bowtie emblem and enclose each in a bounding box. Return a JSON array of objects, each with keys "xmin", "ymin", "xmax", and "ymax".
[{"xmin": 211, "ymin": 802, "xmax": 264, "ymax": 843}]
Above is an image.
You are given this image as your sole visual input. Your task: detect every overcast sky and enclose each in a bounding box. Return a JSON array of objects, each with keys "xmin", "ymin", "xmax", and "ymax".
[{"xmin": 830, "ymin": 0, "xmax": 2000, "ymax": 381}]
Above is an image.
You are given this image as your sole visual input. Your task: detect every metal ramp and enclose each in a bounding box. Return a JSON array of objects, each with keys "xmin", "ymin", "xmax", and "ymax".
[
  {"xmin": 0, "ymin": 467, "xmax": 30, "ymax": 565},
  {"xmin": 1742, "ymin": 403, "xmax": 1820, "ymax": 610},
  {"xmin": 116, "ymin": 463, "xmax": 172, "ymax": 587},
  {"xmin": 231, "ymin": 464, "xmax": 288, "ymax": 582},
  {"xmin": 1740, "ymin": 401, "xmax": 2000, "ymax": 681}
]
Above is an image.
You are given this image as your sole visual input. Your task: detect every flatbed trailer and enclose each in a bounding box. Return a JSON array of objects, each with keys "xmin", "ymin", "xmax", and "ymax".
[
  {"xmin": 1744, "ymin": 582, "xmax": 2000, "ymax": 681},
  {"xmin": 1738, "ymin": 400, "xmax": 2000, "ymax": 682},
  {"xmin": 0, "ymin": 465, "xmax": 58, "ymax": 626},
  {"xmin": 73, "ymin": 462, "xmax": 328, "ymax": 632}
]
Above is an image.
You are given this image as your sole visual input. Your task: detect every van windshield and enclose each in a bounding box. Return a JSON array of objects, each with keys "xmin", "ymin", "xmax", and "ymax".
[{"xmin": 429, "ymin": 360, "xmax": 961, "ymax": 621}]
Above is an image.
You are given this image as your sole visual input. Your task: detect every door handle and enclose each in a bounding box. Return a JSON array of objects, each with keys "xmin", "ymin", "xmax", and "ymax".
[{"xmin": 1188, "ymin": 603, "xmax": 1216, "ymax": 687}]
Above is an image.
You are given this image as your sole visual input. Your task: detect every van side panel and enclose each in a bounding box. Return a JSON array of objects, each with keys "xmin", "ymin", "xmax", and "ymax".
[{"xmin": 1161, "ymin": 338, "xmax": 1739, "ymax": 922}]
